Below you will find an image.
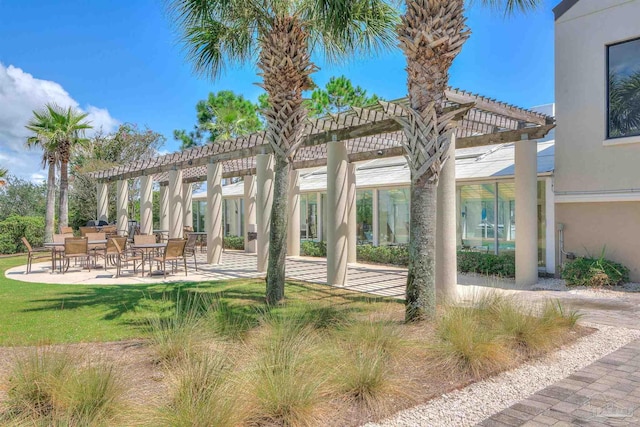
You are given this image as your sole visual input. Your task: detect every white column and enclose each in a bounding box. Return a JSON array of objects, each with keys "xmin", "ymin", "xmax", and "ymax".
[
  {"xmin": 327, "ymin": 140, "xmax": 349, "ymax": 286},
  {"xmin": 168, "ymin": 169, "xmax": 184, "ymax": 239},
  {"xmin": 97, "ymin": 183, "xmax": 108, "ymax": 223},
  {"xmin": 316, "ymin": 193, "xmax": 323, "ymax": 242},
  {"xmin": 545, "ymin": 176, "xmax": 556, "ymax": 275},
  {"xmin": 139, "ymin": 176, "xmax": 153, "ymax": 235},
  {"xmin": 183, "ymin": 183, "xmax": 193, "ymax": 229},
  {"xmin": 116, "ymin": 180, "xmax": 128, "ymax": 236},
  {"xmin": 244, "ymin": 175, "xmax": 257, "ymax": 253},
  {"xmin": 256, "ymin": 154, "xmax": 274, "ymax": 273},
  {"xmin": 347, "ymin": 163, "xmax": 357, "ymax": 263},
  {"xmin": 515, "ymin": 138, "xmax": 539, "ymax": 287},
  {"xmin": 207, "ymin": 162, "xmax": 223, "ymax": 264},
  {"xmin": 159, "ymin": 184, "xmax": 169, "ymax": 232},
  {"xmin": 287, "ymin": 169, "xmax": 301, "ymax": 257},
  {"xmin": 372, "ymin": 189, "xmax": 379, "ymax": 246},
  {"xmin": 436, "ymin": 133, "xmax": 458, "ymax": 303}
]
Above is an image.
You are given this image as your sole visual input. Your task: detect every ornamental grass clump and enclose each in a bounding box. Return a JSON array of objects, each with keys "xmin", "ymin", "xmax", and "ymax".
[
  {"xmin": 3, "ymin": 348, "xmax": 124, "ymax": 426},
  {"xmin": 330, "ymin": 320, "xmax": 405, "ymax": 412},
  {"xmin": 155, "ymin": 351, "xmax": 245, "ymax": 427},
  {"xmin": 245, "ymin": 314, "xmax": 328, "ymax": 426},
  {"xmin": 431, "ymin": 306, "xmax": 512, "ymax": 378},
  {"xmin": 146, "ymin": 291, "xmax": 210, "ymax": 364}
]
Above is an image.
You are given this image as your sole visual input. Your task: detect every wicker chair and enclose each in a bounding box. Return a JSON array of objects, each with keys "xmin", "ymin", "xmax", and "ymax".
[
  {"xmin": 108, "ymin": 237, "xmax": 142, "ymax": 277},
  {"xmin": 184, "ymin": 233, "xmax": 199, "ymax": 271},
  {"xmin": 79, "ymin": 226, "xmax": 98, "ymax": 237},
  {"xmin": 86, "ymin": 232, "xmax": 106, "ymax": 266},
  {"xmin": 62, "ymin": 237, "xmax": 89, "ymax": 273},
  {"xmin": 21, "ymin": 237, "xmax": 50, "ymax": 274},
  {"xmin": 59, "ymin": 226, "xmax": 73, "ymax": 235},
  {"xmin": 153, "ymin": 239, "xmax": 187, "ymax": 277}
]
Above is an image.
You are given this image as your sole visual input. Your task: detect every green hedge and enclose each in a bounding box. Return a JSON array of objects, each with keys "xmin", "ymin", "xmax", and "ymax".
[
  {"xmin": 561, "ymin": 256, "xmax": 629, "ymax": 287},
  {"xmin": 457, "ymin": 251, "xmax": 516, "ymax": 278},
  {"xmin": 356, "ymin": 244, "xmax": 409, "ymax": 266},
  {"xmin": 0, "ymin": 215, "xmax": 45, "ymax": 254},
  {"xmin": 301, "ymin": 240, "xmax": 326, "ymax": 257},
  {"xmin": 224, "ymin": 236, "xmax": 245, "ymax": 250}
]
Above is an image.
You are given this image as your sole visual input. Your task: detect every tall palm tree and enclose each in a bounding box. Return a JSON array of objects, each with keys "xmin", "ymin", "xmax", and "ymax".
[
  {"xmin": 396, "ymin": 0, "xmax": 541, "ymax": 321},
  {"xmin": 170, "ymin": 0, "xmax": 399, "ymax": 304},
  {"xmin": 26, "ymin": 108, "xmax": 60, "ymax": 242},
  {"xmin": 26, "ymin": 104, "xmax": 92, "ymax": 231},
  {"xmin": 0, "ymin": 167, "xmax": 7, "ymax": 186}
]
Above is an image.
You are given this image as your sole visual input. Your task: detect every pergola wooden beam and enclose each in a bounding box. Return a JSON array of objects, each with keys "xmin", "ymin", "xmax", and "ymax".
[{"xmin": 165, "ymin": 125, "xmax": 555, "ymax": 184}]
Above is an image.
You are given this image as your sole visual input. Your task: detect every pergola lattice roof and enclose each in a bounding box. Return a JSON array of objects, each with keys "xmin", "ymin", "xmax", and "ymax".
[{"xmin": 91, "ymin": 88, "xmax": 555, "ymax": 184}]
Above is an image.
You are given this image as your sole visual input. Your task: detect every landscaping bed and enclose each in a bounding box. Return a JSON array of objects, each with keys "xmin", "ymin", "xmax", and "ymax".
[{"xmin": 0, "ymin": 254, "xmax": 592, "ymax": 426}]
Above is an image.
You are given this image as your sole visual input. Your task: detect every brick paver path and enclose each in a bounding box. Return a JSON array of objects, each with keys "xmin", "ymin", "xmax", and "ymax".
[{"xmin": 478, "ymin": 339, "xmax": 640, "ymax": 426}]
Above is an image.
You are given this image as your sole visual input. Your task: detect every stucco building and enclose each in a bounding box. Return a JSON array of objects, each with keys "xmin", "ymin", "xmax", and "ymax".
[{"xmin": 554, "ymin": 0, "xmax": 640, "ymax": 280}]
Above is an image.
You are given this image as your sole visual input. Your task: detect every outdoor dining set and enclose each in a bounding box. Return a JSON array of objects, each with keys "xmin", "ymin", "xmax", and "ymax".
[{"xmin": 21, "ymin": 225, "xmax": 203, "ymax": 278}]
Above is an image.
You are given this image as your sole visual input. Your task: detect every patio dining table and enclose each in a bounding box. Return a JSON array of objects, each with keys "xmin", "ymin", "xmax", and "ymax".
[
  {"xmin": 130, "ymin": 242, "xmax": 167, "ymax": 276},
  {"xmin": 44, "ymin": 240, "xmax": 108, "ymax": 272}
]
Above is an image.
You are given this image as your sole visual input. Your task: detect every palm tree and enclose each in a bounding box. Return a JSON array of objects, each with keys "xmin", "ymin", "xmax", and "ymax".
[
  {"xmin": 26, "ymin": 104, "xmax": 91, "ymax": 231},
  {"xmin": 609, "ymin": 70, "xmax": 640, "ymax": 137},
  {"xmin": 396, "ymin": 0, "xmax": 541, "ymax": 321},
  {"xmin": 26, "ymin": 108, "xmax": 59, "ymax": 242},
  {"xmin": 170, "ymin": 0, "xmax": 399, "ymax": 304},
  {"xmin": 0, "ymin": 167, "xmax": 7, "ymax": 186}
]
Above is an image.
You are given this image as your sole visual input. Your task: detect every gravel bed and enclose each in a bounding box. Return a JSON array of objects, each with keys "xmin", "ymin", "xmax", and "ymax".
[{"xmin": 363, "ymin": 325, "xmax": 640, "ymax": 427}]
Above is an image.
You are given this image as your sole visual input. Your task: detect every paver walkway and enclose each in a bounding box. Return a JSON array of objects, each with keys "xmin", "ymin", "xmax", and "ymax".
[{"xmin": 478, "ymin": 339, "xmax": 640, "ymax": 427}]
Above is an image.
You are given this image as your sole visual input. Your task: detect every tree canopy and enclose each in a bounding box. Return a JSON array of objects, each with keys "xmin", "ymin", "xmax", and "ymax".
[
  {"xmin": 174, "ymin": 91, "xmax": 264, "ymax": 150},
  {"xmin": 307, "ymin": 75, "xmax": 382, "ymax": 117}
]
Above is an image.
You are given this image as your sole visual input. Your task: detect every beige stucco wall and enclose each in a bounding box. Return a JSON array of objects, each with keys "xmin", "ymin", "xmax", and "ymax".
[
  {"xmin": 556, "ymin": 202, "xmax": 640, "ymax": 281},
  {"xmin": 555, "ymin": 0, "xmax": 640, "ymax": 194}
]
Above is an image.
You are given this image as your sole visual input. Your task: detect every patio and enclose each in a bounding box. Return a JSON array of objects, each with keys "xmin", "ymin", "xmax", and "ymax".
[{"xmin": 6, "ymin": 251, "xmax": 407, "ymax": 298}]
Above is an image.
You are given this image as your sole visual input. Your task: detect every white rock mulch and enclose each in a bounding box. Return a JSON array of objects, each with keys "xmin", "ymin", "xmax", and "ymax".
[{"xmin": 363, "ymin": 324, "xmax": 640, "ymax": 427}]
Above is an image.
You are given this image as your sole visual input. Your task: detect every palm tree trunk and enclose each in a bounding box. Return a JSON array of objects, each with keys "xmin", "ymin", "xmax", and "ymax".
[
  {"xmin": 266, "ymin": 156, "xmax": 290, "ymax": 303},
  {"xmin": 406, "ymin": 177, "xmax": 437, "ymax": 321},
  {"xmin": 44, "ymin": 160, "xmax": 56, "ymax": 242},
  {"xmin": 259, "ymin": 16, "xmax": 315, "ymax": 305},
  {"xmin": 397, "ymin": 0, "xmax": 469, "ymax": 321},
  {"xmin": 59, "ymin": 160, "xmax": 69, "ymax": 229}
]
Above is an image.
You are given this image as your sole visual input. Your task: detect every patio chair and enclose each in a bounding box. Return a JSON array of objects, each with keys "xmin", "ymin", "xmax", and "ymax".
[
  {"xmin": 79, "ymin": 226, "xmax": 98, "ymax": 236},
  {"xmin": 153, "ymin": 239, "xmax": 187, "ymax": 278},
  {"xmin": 104, "ymin": 236, "xmax": 128, "ymax": 269},
  {"xmin": 86, "ymin": 232, "xmax": 107, "ymax": 266},
  {"xmin": 59, "ymin": 226, "xmax": 73, "ymax": 235},
  {"xmin": 101, "ymin": 225, "xmax": 117, "ymax": 237},
  {"xmin": 108, "ymin": 237, "xmax": 142, "ymax": 278},
  {"xmin": 184, "ymin": 233, "xmax": 198, "ymax": 271},
  {"xmin": 62, "ymin": 237, "xmax": 89, "ymax": 274},
  {"xmin": 52, "ymin": 234, "xmax": 67, "ymax": 271},
  {"xmin": 21, "ymin": 237, "xmax": 50, "ymax": 274}
]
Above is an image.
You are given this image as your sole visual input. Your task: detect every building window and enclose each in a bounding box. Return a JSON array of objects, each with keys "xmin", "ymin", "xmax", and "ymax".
[
  {"xmin": 608, "ymin": 37, "xmax": 640, "ymax": 139},
  {"xmin": 378, "ymin": 188, "xmax": 410, "ymax": 245},
  {"xmin": 356, "ymin": 190, "xmax": 373, "ymax": 244}
]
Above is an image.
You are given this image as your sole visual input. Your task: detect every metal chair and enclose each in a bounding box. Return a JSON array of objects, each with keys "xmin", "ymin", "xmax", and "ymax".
[
  {"xmin": 86, "ymin": 232, "xmax": 106, "ymax": 266},
  {"xmin": 108, "ymin": 237, "xmax": 142, "ymax": 278},
  {"xmin": 62, "ymin": 237, "xmax": 89, "ymax": 273},
  {"xmin": 59, "ymin": 226, "xmax": 73, "ymax": 235},
  {"xmin": 21, "ymin": 237, "xmax": 50, "ymax": 274},
  {"xmin": 79, "ymin": 226, "xmax": 98, "ymax": 237},
  {"xmin": 184, "ymin": 233, "xmax": 199, "ymax": 271},
  {"xmin": 153, "ymin": 239, "xmax": 187, "ymax": 277}
]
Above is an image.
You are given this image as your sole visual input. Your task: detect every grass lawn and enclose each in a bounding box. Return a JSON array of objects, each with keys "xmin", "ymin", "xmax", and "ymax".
[{"xmin": 0, "ymin": 255, "xmax": 400, "ymax": 346}]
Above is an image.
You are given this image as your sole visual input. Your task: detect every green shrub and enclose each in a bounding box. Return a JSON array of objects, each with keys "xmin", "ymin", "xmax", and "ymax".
[
  {"xmin": 0, "ymin": 215, "xmax": 45, "ymax": 254},
  {"xmin": 223, "ymin": 235, "xmax": 244, "ymax": 250},
  {"xmin": 561, "ymin": 255, "xmax": 629, "ymax": 286},
  {"xmin": 301, "ymin": 240, "xmax": 326, "ymax": 257},
  {"xmin": 356, "ymin": 244, "xmax": 409, "ymax": 266},
  {"xmin": 457, "ymin": 251, "xmax": 516, "ymax": 277}
]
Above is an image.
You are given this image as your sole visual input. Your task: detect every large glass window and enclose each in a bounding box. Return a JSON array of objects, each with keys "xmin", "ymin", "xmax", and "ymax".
[
  {"xmin": 356, "ymin": 190, "xmax": 373, "ymax": 244},
  {"xmin": 608, "ymin": 37, "xmax": 640, "ymax": 139},
  {"xmin": 378, "ymin": 188, "xmax": 410, "ymax": 245},
  {"xmin": 299, "ymin": 193, "xmax": 318, "ymax": 240},
  {"xmin": 458, "ymin": 181, "xmax": 546, "ymax": 267}
]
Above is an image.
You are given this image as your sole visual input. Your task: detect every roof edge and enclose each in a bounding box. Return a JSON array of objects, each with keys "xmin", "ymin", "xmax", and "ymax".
[{"xmin": 553, "ymin": 0, "xmax": 580, "ymax": 20}]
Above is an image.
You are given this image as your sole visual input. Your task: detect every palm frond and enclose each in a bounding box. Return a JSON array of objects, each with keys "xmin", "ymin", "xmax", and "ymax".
[{"xmin": 474, "ymin": 0, "xmax": 542, "ymax": 16}]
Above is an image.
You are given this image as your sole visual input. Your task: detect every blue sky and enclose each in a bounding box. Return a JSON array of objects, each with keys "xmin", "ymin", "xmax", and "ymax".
[{"xmin": 0, "ymin": 0, "xmax": 558, "ymax": 180}]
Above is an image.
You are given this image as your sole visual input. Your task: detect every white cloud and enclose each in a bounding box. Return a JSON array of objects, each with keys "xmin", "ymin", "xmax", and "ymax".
[{"xmin": 0, "ymin": 63, "xmax": 120, "ymax": 182}]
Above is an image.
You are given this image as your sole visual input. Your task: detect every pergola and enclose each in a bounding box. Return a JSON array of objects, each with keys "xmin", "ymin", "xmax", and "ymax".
[{"xmin": 90, "ymin": 88, "xmax": 554, "ymax": 290}]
